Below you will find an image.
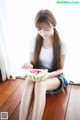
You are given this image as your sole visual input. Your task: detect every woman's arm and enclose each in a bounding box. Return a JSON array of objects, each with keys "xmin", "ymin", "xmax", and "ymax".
[
  {"xmin": 49, "ymin": 69, "xmax": 63, "ymax": 77},
  {"xmin": 49, "ymin": 55, "xmax": 65, "ymax": 77},
  {"xmin": 43, "ymin": 55, "xmax": 66, "ymax": 80}
]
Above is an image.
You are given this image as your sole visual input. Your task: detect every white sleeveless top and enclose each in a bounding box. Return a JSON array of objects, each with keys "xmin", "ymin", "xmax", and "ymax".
[{"xmin": 29, "ymin": 38, "xmax": 67, "ymax": 69}]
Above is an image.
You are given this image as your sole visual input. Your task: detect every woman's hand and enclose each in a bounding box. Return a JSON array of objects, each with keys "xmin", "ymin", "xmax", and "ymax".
[
  {"xmin": 21, "ymin": 63, "xmax": 33, "ymax": 70},
  {"xmin": 42, "ymin": 72, "xmax": 52, "ymax": 81}
]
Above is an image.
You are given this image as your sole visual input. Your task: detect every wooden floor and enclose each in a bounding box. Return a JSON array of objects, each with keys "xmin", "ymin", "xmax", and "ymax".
[{"xmin": 0, "ymin": 79, "xmax": 80, "ymax": 120}]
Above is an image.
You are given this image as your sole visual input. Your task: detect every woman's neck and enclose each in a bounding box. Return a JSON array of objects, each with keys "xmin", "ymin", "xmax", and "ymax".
[{"xmin": 42, "ymin": 38, "xmax": 53, "ymax": 48}]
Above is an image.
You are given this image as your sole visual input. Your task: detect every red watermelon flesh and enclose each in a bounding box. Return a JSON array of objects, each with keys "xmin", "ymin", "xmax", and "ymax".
[{"xmin": 30, "ymin": 69, "xmax": 42, "ymax": 75}]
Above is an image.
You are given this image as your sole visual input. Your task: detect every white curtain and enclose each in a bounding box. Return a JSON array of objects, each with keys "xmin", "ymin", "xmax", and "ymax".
[
  {"xmin": 0, "ymin": 0, "xmax": 80, "ymax": 83},
  {"xmin": 0, "ymin": 0, "xmax": 11, "ymax": 81}
]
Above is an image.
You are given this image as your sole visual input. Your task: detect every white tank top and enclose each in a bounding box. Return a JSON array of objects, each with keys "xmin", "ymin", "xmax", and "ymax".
[
  {"xmin": 30, "ymin": 38, "xmax": 67, "ymax": 69},
  {"xmin": 39, "ymin": 47, "xmax": 53, "ymax": 68}
]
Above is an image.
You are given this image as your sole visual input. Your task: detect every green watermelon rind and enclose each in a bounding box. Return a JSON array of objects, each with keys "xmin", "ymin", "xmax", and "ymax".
[{"xmin": 28, "ymin": 74, "xmax": 45, "ymax": 82}]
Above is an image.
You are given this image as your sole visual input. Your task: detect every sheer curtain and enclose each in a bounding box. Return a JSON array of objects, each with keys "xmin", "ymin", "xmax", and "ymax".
[
  {"xmin": 0, "ymin": 0, "xmax": 80, "ymax": 83},
  {"xmin": 0, "ymin": 0, "xmax": 11, "ymax": 81}
]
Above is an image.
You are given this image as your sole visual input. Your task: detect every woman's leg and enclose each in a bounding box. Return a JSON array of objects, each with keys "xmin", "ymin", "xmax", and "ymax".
[
  {"xmin": 32, "ymin": 82, "xmax": 46, "ymax": 120},
  {"xmin": 19, "ymin": 78, "xmax": 34, "ymax": 120},
  {"xmin": 32, "ymin": 77, "xmax": 61, "ymax": 120}
]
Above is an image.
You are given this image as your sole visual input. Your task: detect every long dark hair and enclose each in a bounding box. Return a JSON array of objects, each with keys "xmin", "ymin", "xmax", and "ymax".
[{"xmin": 33, "ymin": 10, "xmax": 63, "ymax": 71}]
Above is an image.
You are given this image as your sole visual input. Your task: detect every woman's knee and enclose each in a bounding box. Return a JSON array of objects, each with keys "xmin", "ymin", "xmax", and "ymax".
[
  {"xmin": 34, "ymin": 81, "xmax": 46, "ymax": 93},
  {"xmin": 25, "ymin": 77, "xmax": 34, "ymax": 87}
]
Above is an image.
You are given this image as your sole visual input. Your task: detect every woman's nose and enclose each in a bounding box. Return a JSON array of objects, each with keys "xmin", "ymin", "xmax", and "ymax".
[{"xmin": 39, "ymin": 30, "xmax": 46, "ymax": 35}]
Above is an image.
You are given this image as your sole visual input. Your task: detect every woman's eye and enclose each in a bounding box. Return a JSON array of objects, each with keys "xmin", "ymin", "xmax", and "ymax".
[
  {"xmin": 45, "ymin": 29, "xmax": 49, "ymax": 31},
  {"xmin": 37, "ymin": 29, "xmax": 40, "ymax": 31},
  {"xmin": 37, "ymin": 28, "xmax": 41, "ymax": 31}
]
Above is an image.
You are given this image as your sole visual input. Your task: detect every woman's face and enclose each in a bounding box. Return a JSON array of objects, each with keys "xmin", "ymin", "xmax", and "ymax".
[{"xmin": 37, "ymin": 23, "xmax": 54, "ymax": 40}]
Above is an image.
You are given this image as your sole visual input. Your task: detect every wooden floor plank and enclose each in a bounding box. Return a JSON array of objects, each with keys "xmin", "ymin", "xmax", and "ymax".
[
  {"xmin": 65, "ymin": 85, "xmax": 80, "ymax": 120},
  {"xmin": 0, "ymin": 80, "xmax": 11, "ymax": 93},
  {"xmin": 1, "ymin": 79, "xmax": 80, "ymax": 120},
  {"xmin": 42, "ymin": 94, "xmax": 55, "ymax": 120},
  {"xmin": 0, "ymin": 80, "xmax": 25, "ymax": 119},
  {"xmin": 0, "ymin": 79, "xmax": 22, "ymax": 108},
  {"xmin": 9, "ymin": 103, "xmax": 20, "ymax": 120},
  {"xmin": 43, "ymin": 85, "xmax": 71, "ymax": 120}
]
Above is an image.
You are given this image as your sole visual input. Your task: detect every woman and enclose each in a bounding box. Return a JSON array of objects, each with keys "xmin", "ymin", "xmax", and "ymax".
[{"xmin": 19, "ymin": 9, "xmax": 68, "ymax": 120}]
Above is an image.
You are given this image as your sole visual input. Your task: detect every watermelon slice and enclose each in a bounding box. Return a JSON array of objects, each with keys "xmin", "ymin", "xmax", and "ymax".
[{"xmin": 27, "ymin": 69, "xmax": 48, "ymax": 82}]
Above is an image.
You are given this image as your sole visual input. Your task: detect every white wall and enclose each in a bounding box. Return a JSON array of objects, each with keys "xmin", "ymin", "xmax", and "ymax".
[{"xmin": 4, "ymin": 0, "xmax": 80, "ymax": 82}]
